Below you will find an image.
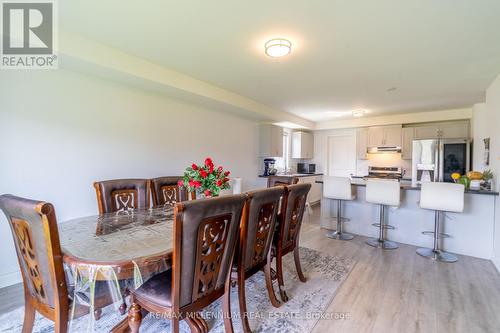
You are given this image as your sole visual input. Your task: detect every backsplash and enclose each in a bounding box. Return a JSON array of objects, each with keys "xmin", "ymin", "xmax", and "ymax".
[{"xmin": 357, "ymin": 153, "xmax": 412, "ymax": 178}]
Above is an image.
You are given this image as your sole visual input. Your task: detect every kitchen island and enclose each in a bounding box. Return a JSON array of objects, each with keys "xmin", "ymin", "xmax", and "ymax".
[
  {"xmin": 317, "ymin": 179, "xmax": 498, "ymax": 259},
  {"xmin": 257, "ymin": 173, "xmax": 324, "ymax": 204}
]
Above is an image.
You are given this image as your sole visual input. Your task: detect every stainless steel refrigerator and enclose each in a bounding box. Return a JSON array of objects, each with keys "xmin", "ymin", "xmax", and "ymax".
[{"xmin": 412, "ymin": 139, "xmax": 470, "ymax": 186}]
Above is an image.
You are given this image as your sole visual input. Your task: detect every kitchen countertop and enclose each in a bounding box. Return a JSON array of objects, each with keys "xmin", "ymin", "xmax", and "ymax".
[
  {"xmin": 259, "ymin": 173, "xmax": 324, "ymax": 178},
  {"xmin": 315, "ymin": 178, "xmax": 499, "ymax": 196}
]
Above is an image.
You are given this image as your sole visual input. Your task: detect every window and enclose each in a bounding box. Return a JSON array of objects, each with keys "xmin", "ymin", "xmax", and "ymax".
[{"xmin": 275, "ymin": 132, "xmax": 290, "ymax": 172}]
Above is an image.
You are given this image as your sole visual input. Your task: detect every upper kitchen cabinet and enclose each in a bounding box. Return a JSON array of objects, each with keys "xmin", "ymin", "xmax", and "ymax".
[
  {"xmin": 356, "ymin": 128, "xmax": 369, "ymax": 160},
  {"xmin": 440, "ymin": 121, "xmax": 469, "ymax": 138},
  {"xmin": 292, "ymin": 131, "xmax": 314, "ymax": 159},
  {"xmin": 414, "ymin": 125, "xmax": 439, "ymax": 139},
  {"xmin": 259, "ymin": 124, "xmax": 283, "ymax": 157},
  {"xmin": 413, "ymin": 121, "xmax": 469, "ymax": 140},
  {"xmin": 368, "ymin": 125, "xmax": 402, "ymax": 147},
  {"xmin": 402, "ymin": 127, "xmax": 415, "ymax": 160}
]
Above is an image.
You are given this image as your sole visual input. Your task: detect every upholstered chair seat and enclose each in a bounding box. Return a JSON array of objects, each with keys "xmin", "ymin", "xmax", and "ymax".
[{"xmin": 132, "ymin": 270, "xmax": 173, "ymax": 308}]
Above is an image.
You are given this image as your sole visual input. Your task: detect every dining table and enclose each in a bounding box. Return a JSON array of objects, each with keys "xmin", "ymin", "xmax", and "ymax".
[{"xmin": 58, "ymin": 206, "xmax": 176, "ymax": 332}]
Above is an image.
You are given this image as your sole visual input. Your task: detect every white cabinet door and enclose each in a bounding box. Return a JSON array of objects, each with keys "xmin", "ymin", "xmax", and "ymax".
[
  {"xmin": 327, "ymin": 134, "xmax": 357, "ymax": 177},
  {"xmin": 402, "ymin": 127, "xmax": 415, "ymax": 160},
  {"xmin": 259, "ymin": 124, "xmax": 283, "ymax": 157},
  {"xmin": 384, "ymin": 125, "xmax": 402, "ymax": 146},
  {"xmin": 414, "ymin": 125, "xmax": 439, "ymax": 139},
  {"xmin": 301, "ymin": 132, "xmax": 314, "ymax": 158},
  {"xmin": 368, "ymin": 127, "xmax": 384, "ymax": 146},
  {"xmin": 439, "ymin": 122, "xmax": 469, "ymax": 139},
  {"xmin": 292, "ymin": 131, "xmax": 314, "ymax": 159},
  {"xmin": 356, "ymin": 128, "xmax": 369, "ymax": 159}
]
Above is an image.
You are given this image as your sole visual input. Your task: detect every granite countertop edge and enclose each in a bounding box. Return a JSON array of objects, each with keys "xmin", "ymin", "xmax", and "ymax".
[
  {"xmin": 314, "ymin": 179, "xmax": 499, "ymax": 196},
  {"xmin": 258, "ymin": 173, "xmax": 324, "ymax": 178}
]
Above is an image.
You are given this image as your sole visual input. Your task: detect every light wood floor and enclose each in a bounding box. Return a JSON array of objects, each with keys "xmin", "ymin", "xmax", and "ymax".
[
  {"xmin": 302, "ymin": 206, "xmax": 500, "ymax": 333},
  {"xmin": 1, "ymin": 206, "xmax": 500, "ymax": 332}
]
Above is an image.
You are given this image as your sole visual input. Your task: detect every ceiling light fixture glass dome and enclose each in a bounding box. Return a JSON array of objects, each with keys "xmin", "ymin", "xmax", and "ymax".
[{"xmin": 265, "ymin": 38, "xmax": 292, "ymax": 57}]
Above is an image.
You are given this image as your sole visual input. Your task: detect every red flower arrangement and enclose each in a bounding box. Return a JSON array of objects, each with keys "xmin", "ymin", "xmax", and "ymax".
[{"xmin": 178, "ymin": 157, "xmax": 231, "ymax": 197}]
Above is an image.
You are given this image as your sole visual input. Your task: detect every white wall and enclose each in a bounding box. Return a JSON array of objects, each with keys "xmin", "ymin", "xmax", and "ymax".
[
  {"xmin": 0, "ymin": 69, "xmax": 261, "ymax": 287},
  {"xmin": 471, "ymin": 103, "xmax": 494, "ymax": 171},
  {"xmin": 482, "ymin": 74, "xmax": 500, "ymax": 272}
]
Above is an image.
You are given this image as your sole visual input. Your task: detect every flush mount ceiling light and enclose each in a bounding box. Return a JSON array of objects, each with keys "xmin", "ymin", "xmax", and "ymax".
[
  {"xmin": 265, "ymin": 38, "xmax": 292, "ymax": 57},
  {"xmin": 352, "ymin": 109, "xmax": 366, "ymax": 117}
]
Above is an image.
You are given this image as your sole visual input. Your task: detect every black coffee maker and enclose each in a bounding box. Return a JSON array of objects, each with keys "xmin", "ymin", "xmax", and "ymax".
[{"xmin": 263, "ymin": 158, "xmax": 276, "ymax": 176}]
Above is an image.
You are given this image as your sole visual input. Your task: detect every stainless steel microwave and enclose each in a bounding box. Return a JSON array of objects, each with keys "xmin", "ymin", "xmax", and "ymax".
[{"xmin": 297, "ymin": 163, "xmax": 316, "ymax": 174}]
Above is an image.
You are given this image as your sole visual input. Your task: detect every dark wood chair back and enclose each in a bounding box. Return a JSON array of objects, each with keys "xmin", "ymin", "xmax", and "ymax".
[
  {"xmin": 173, "ymin": 194, "xmax": 246, "ymax": 308},
  {"xmin": 93, "ymin": 178, "xmax": 151, "ymax": 214},
  {"xmin": 239, "ymin": 187, "xmax": 284, "ymax": 273},
  {"xmin": 277, "ymin": 183, "xmax": 311, "ymax": 251},
  {"xmin": 150, "ymin": 176, "xmax": 188, "ymax": 207},
  {"xmin": 0, "ymin": 194, "xmax": 69, "ymax": 329},
  {"xmin": 267, "ymin": 175, "xmax": 299, "ymax": 188}
]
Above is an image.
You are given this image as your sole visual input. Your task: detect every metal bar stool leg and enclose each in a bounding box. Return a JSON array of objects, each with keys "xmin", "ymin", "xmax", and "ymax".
[
  {"xmin": 416, "ymin": 211, "xmax": 458, "ymax": 263},
  {"xmin": 366, "ymin": 205, "xmax": 398, "ymax": 249},
  {"xmin": 326, "ymin": 199, "xmax": 354, "ymax": 240}
]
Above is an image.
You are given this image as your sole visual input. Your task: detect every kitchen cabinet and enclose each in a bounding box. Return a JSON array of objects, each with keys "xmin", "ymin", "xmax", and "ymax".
[
  {"xmin": 259, "ymin": 124, "xmax": 283, "ymax": 157},
  {"xmin": 413, "ymin": 121, "xmax": 469, "ymax": 140},
  {"xmin": 440, "ymin": 122, "xmax": 469, "ymax": 138},
  {"xmin": 368, "ymin": 127, "xmax": 385, "ymax": 147},
  {"xmin": 402, "ymin": 127, "xmax": 415, "ymax": 160},
  {"xmin": 292, "ymin": 131, "xmax": 314, "ymax": 159},
  {"xmin": 356, "ymin": 128, "xmax": 369, "ymax": 160},
  {"xmin": 414, "ymin": 125, "xmax": 439, "ymax": 139},
  {"xmin": 368, "ymin": 125, "xmax": 402, "ymax": 147},
  {"xmin": 384, "ymin": 125, "xmax": 403, "ymax": 146},
  {"xmin": 298, "ymin": 175, "xmax": 322, "ymax": 204}
]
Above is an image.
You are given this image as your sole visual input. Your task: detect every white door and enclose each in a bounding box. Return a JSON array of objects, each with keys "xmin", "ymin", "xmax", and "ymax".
[{"xmin": 327, "ymin": 135, "xmax": 357, "ymax": 177}]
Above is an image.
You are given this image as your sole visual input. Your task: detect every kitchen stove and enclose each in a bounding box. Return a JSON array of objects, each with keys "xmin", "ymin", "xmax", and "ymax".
[{"xmin": 364, "ymin": 166, "xmax": 402, "ymax": 181}]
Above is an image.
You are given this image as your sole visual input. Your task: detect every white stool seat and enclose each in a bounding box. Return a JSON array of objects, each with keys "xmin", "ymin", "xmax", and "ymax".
[
  {"xmin": 323, "ymin": 176, "xmax": 355, "ymax": 241},
  {"xmin": 366, "ymin": 180, "xmax": 401, "ymax": 207},
  {"xmin": 420, "ymin": 182, "xmax": 465, "ymax": 212},
  {"xmin": 323, "ymin": 176, "xmax": 355, "ymax": 201},
  {"xmin": 365, "ymin": 179, "xmax": 401, "ymax": 250},
  {"xmin": 417, "ymin": 182, "xmax": 465, "ymax": 263}
]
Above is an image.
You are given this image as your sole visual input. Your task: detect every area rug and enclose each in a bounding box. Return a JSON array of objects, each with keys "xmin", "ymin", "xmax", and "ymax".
[{"xmin": 0, "ymin": 247, "xmax": 355, "ymax": 333}]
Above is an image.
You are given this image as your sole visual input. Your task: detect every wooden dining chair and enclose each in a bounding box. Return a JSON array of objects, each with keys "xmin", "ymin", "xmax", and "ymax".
[
  {"xmin": 0, "ymin": 194, "xmax": 112, "ymax": 333},
  {"xmin": 272, "ymin": 183, "xmax": 311, "ymax": 302},
  {"xmin": 127, "ymin": 194, "xmax": 247, "ymax": 333},
  {"xmin": 93, "ymin": 178, "xmax": 151, "ymax": 214},
  {"xmin": 232, "ymin": 187, "xmax": 284, "ymax": 333},
  {"xmin": 267, "ymin": 175, "xmax": 299, "ymax": 188},
  {"xmin": 150, "ymin": 176, "xmax": 189, "ymax": 207}
]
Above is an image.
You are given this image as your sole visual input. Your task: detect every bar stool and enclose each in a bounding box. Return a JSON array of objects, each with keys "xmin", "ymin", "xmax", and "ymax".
[
  {"xmin": 365, "ymin": 179, "xmax": 400, "ymax": 249},
  {"xmin": 416, "ymin": 182, "xmax": 465, "ymax": 263},
  {"xmin": 323, "ymin": 176, "xmax": 355, "ymax": 240}
]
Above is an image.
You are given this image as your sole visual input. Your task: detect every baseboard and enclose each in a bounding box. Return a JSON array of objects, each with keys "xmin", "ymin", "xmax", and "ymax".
[{"xmin": 0, "ymin": 270, "xmax": 21, "ymax": 289}]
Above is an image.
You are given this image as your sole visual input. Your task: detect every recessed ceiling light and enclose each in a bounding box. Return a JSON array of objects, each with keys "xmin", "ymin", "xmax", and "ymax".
[
  {"xmin": 265, "ymin": 38, "xmax": 292, "ymax": 57},
  {"xmin": 352, "ymin": 109, "xmax": 366, "ymax": 117}
]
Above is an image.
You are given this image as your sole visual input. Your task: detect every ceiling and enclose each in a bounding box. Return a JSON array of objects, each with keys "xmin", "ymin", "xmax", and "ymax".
[{"xmin": 60, "ymin": 0, "xmax": 500, "ymax": 122}]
